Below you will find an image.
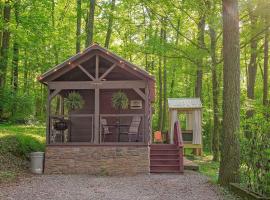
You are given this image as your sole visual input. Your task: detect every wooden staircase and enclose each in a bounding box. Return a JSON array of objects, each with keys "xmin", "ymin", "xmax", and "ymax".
[{"xmin": 150, "ymin": 144, "xmax": 183, "ymax": 173}]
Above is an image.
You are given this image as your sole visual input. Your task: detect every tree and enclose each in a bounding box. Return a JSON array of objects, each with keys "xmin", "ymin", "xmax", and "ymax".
[
  {"xmin": 209, "ymin": 26, "xmax": 220, "ymax": 161},
  {"xmin": 76, "ymin": 0, "xmax": 82, "ymax": 53},
  {"xmin": 195, "ymin": 12, "xmax": 206, "ymax": 99},
  {"xmin": 219, "ymin": 0, "xmax": 241, "ymax": 185},
  {"xmin": 85, "ymin": 0, "xmax": 96, "ymax": 47},
  {"xmin": 0, "ymin": 0, "xmax": 11, "ymax": 118},
  {"xmin": 104, "ymin": 0, "xmax": 116, "ymax": 48}
]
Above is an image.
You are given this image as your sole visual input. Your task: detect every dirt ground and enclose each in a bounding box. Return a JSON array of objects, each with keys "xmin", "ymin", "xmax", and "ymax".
[{"xmin": 0, "ymin": 171, "xmax": 238, "ymax": 200}]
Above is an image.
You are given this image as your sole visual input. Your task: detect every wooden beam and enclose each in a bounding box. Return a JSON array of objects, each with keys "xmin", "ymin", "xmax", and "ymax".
[
  {"xmin": 48, "ymin": 81, "xmax": 146, "ymax": 90},
  {"xmin": 94, "ymin": 88, "xmax": 99, "ymax": 143},
  {"xmin": 99, "ymin": 63, "xmax": 117, "ymax": 80},
  {"xmin": 133, "ymin": 88, "xmax": 146, "ymax": 100},
  {"xmin": 78, "ymin": 64, "xmax": 95, "ymax": 80},
  {"xmin": 96, "ymin": 55, "xmax": 99, "ymax": 79},
  {"xmin": 97, "ymin": 52, "xmax": 145, "ymax": 80},
  {"xmin": 46, "ymin": 90, "xmax": 51, "ymax": 144},
  {"xmin": 49, "ymin": 89, "xmax": 61, "ymax": 101},
  {"xmin": 43, "ymin": 54, "xmax": 96, "ymax": 82},
  {"xmin": 144, "ymin": 84, "xmax": 149, "ymax": 143}
]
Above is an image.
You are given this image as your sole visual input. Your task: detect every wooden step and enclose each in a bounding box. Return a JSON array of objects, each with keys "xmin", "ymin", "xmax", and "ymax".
[
  {"xmin": 150, "ymin": 169, "xmax": 182, "ymax": 173},
  {"xmin": 150, "ymin": 159, "xmax": 179, "ymax": 165},
  {"xmin": 150, "ymin": 165, "xmax": 180, "ymax": 171},
  {"xmin": 150, "ymin": 154, "xmax": 179, "ymax": 159},
  {"xmin": 150, "ymin": 144, "xmax": 178, "ymax": 150},
  {"xmin": 150, "ymin": 149, "xmax": 179, "ymax": 155}
]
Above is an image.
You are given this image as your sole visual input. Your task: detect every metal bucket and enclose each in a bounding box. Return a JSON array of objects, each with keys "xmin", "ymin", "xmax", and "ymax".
[{"xmin": 30, "ymin": 152, "xmax": 44, "ymax": 174}]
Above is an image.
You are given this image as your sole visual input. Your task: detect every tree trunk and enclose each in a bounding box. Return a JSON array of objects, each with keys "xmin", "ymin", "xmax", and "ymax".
[
  {"xmin": 23, "ymin": 49, "xmax": 28, "ymax": 93},
  {"xmin": 104, "ymin": 0, "xmax": 115, "ymax": 49},
  {"xmin": 195, "ymin": 15, "xmax": 205, "ymax": 99},
  {"xmin": 162, "ymin": 29, "xmax": 167, "ymax": 131},
  {"xmin": 209, "ymin": 26, "xmax": 220, "ymax": 162},
  {"xmin": 263, "ymin": 19, "xmax": 269, "ymax": 106},
  {"xmin": 158, "ymin": 27, "xmax": 164, "ymax": 131},
  {"xmin": 76, "ymin": 0, "xmax": 82, "ymax": 53},
  {"xmin": 85, "ymin": 0, "xmax": 96, "ymax": 47},
  {"xmin": 218, "ymin": 0, "xmax": 241, "ymax": 186},
  {"xmin": 11, "ymin": 0, "xmax": 20, "ymax": 93},
  {"xmin": 246, "ymin": 7, "xmax": 258, "ymax": 117},
  {"xmin": 170, "ymin": 18, "xmax": 180, "ymax": 97},
  {"xmin": 0, "ymin": 0, "xmax": 11, "ymax": 118}
]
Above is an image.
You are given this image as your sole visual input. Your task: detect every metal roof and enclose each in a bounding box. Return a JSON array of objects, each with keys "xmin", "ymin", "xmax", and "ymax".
[{"xmin": 168, "ymin": 98, "xmax": 202, "ymax": 109}]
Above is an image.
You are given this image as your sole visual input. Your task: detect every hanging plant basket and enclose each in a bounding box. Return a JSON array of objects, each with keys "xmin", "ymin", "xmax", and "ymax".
[
  {"xmin": 112, "ymin": 91, "xmax": 129, "ymax": 110},
  {"xmin": 65, "ymin": 91, "xmax": 85, "ymax": 113}
]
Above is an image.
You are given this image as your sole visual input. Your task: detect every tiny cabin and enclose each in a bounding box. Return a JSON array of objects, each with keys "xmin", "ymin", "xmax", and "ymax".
[
  {"xmin": 168, "ymin": 98, "xmax": 202, "ymax": 155},
  {"xmin": 39, "ymin": 44, "xmax": 156, "ymax": 175}
]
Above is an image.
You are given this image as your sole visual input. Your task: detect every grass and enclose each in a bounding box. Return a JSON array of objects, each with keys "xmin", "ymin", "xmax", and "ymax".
[
  {"xmin": 185, "ymin": 150, "xmax": 220, "ymax": 183},
  {"xmin": 0, "ymin": 123, "xmax": 45, "ymax": 183}
]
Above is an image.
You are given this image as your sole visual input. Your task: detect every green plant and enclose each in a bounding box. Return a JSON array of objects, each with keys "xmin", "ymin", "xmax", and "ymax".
[
  {"xmin": 65, "ymin": 92, "xmax": 84, "ymax": 112},
  {"xmin": 112, "ymin": 91, "xmax": 129, "ymax": 110}
]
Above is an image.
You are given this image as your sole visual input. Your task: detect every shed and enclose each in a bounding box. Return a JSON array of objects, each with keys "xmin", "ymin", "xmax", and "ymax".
[
  {"xmin": 168, "ymin": 98, "xmax": 202, "ymax": 155},
  {"xmin": 38, "ymin": 44, "xmax": 156, "ymax": 175}
]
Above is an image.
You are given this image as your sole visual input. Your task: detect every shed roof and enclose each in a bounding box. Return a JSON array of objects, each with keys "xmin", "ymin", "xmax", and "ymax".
[
  {"xmin": 38, "ymin": 43, "xmax": 155, "ymax": 83},
  {"xmin": 168, "ymin": 98, "xmax": 202, "ymax": 109}
]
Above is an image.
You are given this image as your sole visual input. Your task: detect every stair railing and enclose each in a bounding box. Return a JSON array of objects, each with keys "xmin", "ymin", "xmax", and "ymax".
[{"xmin": 174, "ymin": 120, "xmax": 184, "ymax": 173}]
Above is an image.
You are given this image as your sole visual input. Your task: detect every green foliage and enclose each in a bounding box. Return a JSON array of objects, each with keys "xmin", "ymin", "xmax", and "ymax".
[
  {"xmin": 65, "ymin": 92, "xmax": 85, "ymax": 112},
  {"xmin": 0, "ymin": 124, "xmax": 45, "ymax": 182},
  {"xmin": 111, "ymin": 91, "xmax": 129, "ymax": 110},
  {"xmin": 240, "ymin": 105, "xmax": 270, "ymax": 196}
]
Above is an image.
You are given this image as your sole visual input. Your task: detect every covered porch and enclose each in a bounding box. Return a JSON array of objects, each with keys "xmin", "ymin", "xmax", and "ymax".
[{"xmin": 39, "ymin": 44, "xmax": 155, "ymax": 146}]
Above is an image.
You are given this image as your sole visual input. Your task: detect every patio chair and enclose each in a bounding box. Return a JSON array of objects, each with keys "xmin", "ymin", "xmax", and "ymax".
[
  {"xmin": 119, "ymin": 116, "xmax": 141, "ymax": 142},
  {"xmin": 101, "ymin": 118, "xmax": 112, "ymax": 142}
]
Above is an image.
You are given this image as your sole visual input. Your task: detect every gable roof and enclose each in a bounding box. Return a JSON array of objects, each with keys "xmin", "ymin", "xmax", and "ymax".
[
  {"xmin": 38, "ymin": 43, "xmax": 155, "ymax": 83},
  {"xmin": 168, "ymin": 98, "xmax": 202, "ymax": 109}
]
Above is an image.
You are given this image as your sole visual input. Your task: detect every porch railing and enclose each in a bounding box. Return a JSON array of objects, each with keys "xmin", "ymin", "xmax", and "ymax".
[{"xmin": 174, "ymin": 120, "xmax": 184, "ymax": 173}]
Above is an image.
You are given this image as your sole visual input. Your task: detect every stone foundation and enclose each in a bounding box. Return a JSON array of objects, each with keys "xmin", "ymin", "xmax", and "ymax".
[{"xmin": 44, "ymin": 144, "xmax": 150, "ymax": 175}]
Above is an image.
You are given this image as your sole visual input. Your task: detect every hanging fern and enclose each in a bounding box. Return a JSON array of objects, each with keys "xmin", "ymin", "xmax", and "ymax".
[
  {"xmin": 65, "ymin": 91, "xmax": 84, "ymax": 112},
  {"xmin": 112, "ymin": 91, "xmax": 129, "ymax": 110}
]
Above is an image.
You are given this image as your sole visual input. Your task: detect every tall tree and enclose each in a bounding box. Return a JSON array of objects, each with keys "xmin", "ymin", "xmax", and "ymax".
[
  {"xmin": 85, "ymin": 0, "xmax": 96, "ymax": 47},
  {"xmin": 209, "ymin": 26, "xmax": 220, "ymax": 161},
  {"xmin": 76, "ymin": 0, "xmax": 82, "ymax": 53},
  {"xmin": 104, "ymin": 0, "xmax": 116, "ymax": 48},
  {"xmin": 162, "ymin": 28, "xmax": 167, "ymax": 131},
  {"xmin": 158, "ymin": 26, "xmax": 164, "ymax": 131},
  {"xmin": 195, "ymin": 13, "xmax": 206, "ymax": 99},
  {"xmin": 263, "ymin": 13, "xmax": 269, "ymax": 106},
  {"xmin": 170, "ymin": 18, "xmax": 180, "ymax": 97},
  {"xmin": 246, "ymin": 3, "xmax": 258, "ymax": 117},
  {"xmin": 219, "ymin": 0, "xmax": 241, "ymax": 186},
  {"xmin": 11, "ymin": 0, "xmax": 20, "ymax": 92},
  {"xmin": 0, "ymin": 0, "xmax": 11, "ymax": 118}
]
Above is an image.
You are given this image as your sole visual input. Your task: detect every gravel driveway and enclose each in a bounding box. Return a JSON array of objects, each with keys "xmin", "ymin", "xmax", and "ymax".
[{"xmin": 0, "ymin": 171, "xmax": 236, "ymax": 200}]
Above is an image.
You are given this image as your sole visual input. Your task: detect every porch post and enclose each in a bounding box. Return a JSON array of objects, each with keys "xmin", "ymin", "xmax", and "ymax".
[
  {"xmin": 94, "ymin": 88, "xmax": 100, "ymax": 143},
  {"xmin": 46, "ymin": 90, "xmax": 51, "ymax": 144},
  {"xmin": 94, "ymin": 55, "xmax": 100, "ymax": 143},
  {"xmin": 144, "ymin": 84, "xmax": 150, "ymax": 143}
]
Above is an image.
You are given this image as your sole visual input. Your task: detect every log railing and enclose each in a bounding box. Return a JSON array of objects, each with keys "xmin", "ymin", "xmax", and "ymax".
[{"xmin": 174, "ymin": 120, "xmax": 184, "ymax": 173}]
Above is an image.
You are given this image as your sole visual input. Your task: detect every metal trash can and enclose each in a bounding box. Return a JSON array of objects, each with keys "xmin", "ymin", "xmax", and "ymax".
[{"xmin": 30, "ymin": 152, "xmax": 44, "ymax": 174}]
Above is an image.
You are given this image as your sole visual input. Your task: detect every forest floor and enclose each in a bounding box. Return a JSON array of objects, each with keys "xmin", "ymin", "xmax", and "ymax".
[{"xmin": 0, "ymin": 124, "xmax": 239, "ymax": 199}]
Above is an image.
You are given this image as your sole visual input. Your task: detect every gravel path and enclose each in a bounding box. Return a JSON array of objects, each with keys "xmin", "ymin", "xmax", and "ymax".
[{"xmin": 0, "ymin": 171, "xmax": 235, "ymax": 200}]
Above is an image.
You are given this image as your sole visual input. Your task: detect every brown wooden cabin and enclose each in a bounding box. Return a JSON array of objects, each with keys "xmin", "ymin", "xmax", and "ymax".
[{"xmin": 38, "ymin": 44, "xmax": 155, "ymax": 175}]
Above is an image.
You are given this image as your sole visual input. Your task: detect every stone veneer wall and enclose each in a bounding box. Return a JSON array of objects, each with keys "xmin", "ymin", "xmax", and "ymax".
[{"xmin": 44, "ymin": 145, "xmax": 150, "ymax": 175}]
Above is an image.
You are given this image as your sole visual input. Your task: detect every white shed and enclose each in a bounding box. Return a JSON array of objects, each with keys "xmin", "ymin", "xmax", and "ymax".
[{"xmin": 168, "ymin": 98, "xmax": 202, "ymax": 155}]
